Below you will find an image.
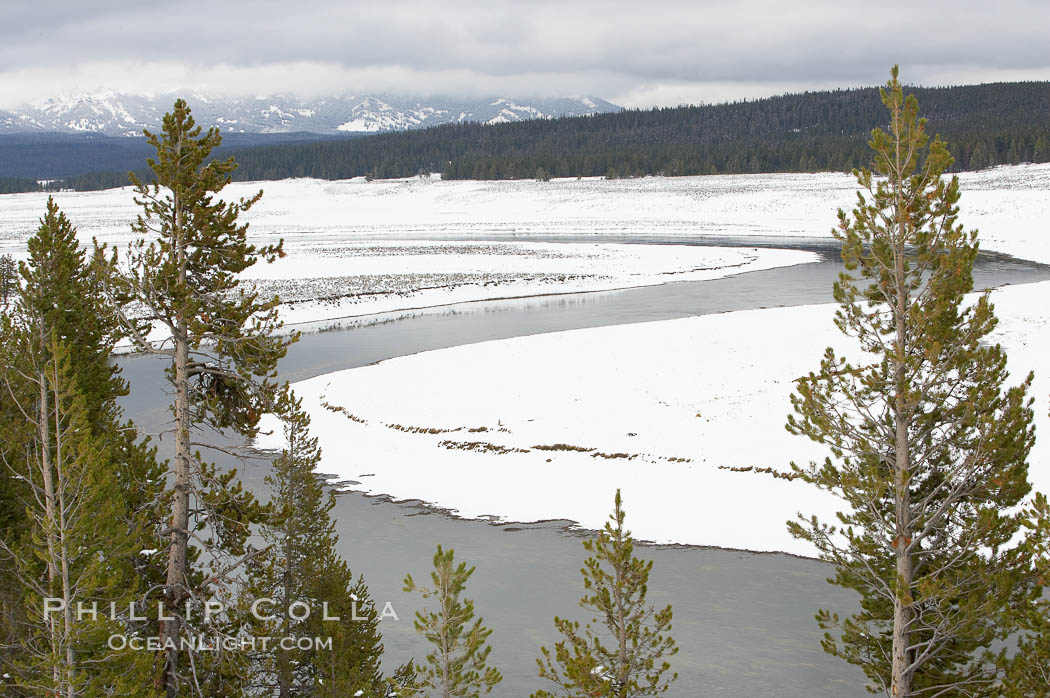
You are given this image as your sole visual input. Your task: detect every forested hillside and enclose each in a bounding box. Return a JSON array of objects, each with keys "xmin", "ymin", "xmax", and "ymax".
[
  {"xmin": 0, "ymin": 132, "xmax": 364, "ymax": 191},
  {"xmin": 32, "ymin": 81, "xmax": 1050, "ymax": 191},
  {"xmin": 224, "ymin": 82, "xmax": 1050, "ymax": 184},
  {"xmin": 0, "ymin": 176, "xmax": 42, "ymax": 194}
]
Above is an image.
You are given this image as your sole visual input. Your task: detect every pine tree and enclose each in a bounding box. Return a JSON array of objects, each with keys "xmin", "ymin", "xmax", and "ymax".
[
  {"xmin": 997, "ymin": 492, "xmax": 1050, "ymax": 696},
  {"xmin": 94, "ymin": 99, "xmax": 296, "ymax": 695},
  {"xmin": 314, "ymin": 575, "xmax": 388, "ymax": 697},
  {"xmin": 0, "ymin": 338, "xmax": 156, "ymax": 696},
  {"xmin": 403, "ymin": 546, "xmax": 502, "ymax": 697},
  {"xmin": 532, "ymin": 490, "xmax": 676, "ymax": 698},
  {"xmin": 1034, "ymin": 135, "xmax": 1050, "ymax": 164},
  {"xmin": 0, "ymin": 260, "xmax": 28, "ymax": 696},
  {"xmin": 0, "ymin": 253, "xmax": 16, "ymax": 305},
  {"xmin": 786, "ymin": 67, "xmax": 1036, "ymax": 697},
  {"xmin": 19, "ymin": 199, "xmax": 125, "ymax": 407},
  {"xmin": 0, "ymin": 199, "xmax": 164, "ymax": 695},
  {"xmin": 16, "ymin": 202, "xmax": 164, "ymax": 531},
  {"xmin": 246, "ymin": 400, "xmax": 386, "ymax": 697}
]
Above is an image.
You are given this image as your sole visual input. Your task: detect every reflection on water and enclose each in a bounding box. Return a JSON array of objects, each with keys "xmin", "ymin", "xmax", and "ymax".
[{"xmin": 114, "ymin": 241, "xmax": 1050, "ymax": 696}]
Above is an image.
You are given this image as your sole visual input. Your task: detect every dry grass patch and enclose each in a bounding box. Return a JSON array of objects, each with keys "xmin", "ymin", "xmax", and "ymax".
[
  {"xmin": 438, "ymin": 440, "xmax": 530, "ymax": 455},
  {"xmin": 590, "ymin": 451, "xmax": 637, "ymax": 460},
  {"xmin": 718, "ymin": 465, "xmax": 800, "ymax": 481},
  {"xmin": 322, "ymin": 400, "xmax": 367, "ymax": 424},
  {"xmin": 532, "ymin": 443, "xmax": 596, "ymax": 453}
]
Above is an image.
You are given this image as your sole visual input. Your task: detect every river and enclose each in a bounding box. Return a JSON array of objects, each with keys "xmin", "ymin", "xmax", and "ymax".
[{"xmin": 115, "ymin": 237, "xmax": 1050, "ymax": 696}]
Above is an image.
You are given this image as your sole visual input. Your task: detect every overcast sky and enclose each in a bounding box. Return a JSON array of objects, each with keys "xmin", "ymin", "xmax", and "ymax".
[{"xmin": 1, "ymin": 0, "xmax": 1048, "ymax": 109}]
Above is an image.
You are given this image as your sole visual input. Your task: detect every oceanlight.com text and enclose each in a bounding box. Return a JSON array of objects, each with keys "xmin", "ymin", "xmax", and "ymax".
[{"xmin": 107, "ymin": 635, "xmax": 336, "ymax": 652}]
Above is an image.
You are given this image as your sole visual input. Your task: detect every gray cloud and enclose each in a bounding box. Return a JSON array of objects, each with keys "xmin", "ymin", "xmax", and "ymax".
[{"xmin": 0, "ymin": 0, "xmax": 1048, "ymax": 108}]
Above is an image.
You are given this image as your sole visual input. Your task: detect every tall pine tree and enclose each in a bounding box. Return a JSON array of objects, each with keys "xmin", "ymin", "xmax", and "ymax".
[
  {"xmin": 95, "ymin": 100, "xmax": 296, "ymax": 695},
  {"xmin": 0, "ymin": 199, "xmax": 165, "ymax": 696},
  {"xmin": 786, "ymin": 67, "xmax": 1036, "ymax": 697}
]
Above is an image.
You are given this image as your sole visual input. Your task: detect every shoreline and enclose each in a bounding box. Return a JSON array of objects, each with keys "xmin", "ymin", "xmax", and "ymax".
[{"xmin": 266, "ymin": 278, "xmax": 1050, "ymax": 556}]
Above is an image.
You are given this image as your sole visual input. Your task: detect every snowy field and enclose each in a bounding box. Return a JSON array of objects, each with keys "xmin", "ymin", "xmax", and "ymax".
[
  {"xmin": 257, "ymin": 280, "xmax": 1050, "ymax": 557},
  {"xmin": 2, "ymin": 165, "xmax": 1045, "ymax": 258},
  {"xmin": 0, "ymin": 164, "xmax": 1047, "ymax": 325}
]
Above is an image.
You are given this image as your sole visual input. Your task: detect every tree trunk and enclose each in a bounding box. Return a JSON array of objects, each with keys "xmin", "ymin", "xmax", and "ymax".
[
  {"xmin": 160, "ymin": 323, "xmax": 190, "ymax": 697},
  {"xmin": 890, "ymin": 139, "xmax": 913, "ymax": 697},
  {"xmin": 161, "ymin": 187, "xmax": 191, "ymax": 698},
  {"xmin": 442, "ymin": 566, "xmax": 452, "ymax": 698},
  {"xmin": 891, "ymin": 416, "xmax": 913, "ymax": 697},
  {"xmin": 279, "ymin": 512, "xmax": 294, "ymax": 698},
  {"xmin": 51, "ymin": 371, "xmax": 76, "ymax": 698},
  {"xmin": 37, "ymin": 367, "xmax": 63, "ymax": 692},
  {"xmin": 615, "ymin": 551, "xmax": 628, "ymax": 696}
]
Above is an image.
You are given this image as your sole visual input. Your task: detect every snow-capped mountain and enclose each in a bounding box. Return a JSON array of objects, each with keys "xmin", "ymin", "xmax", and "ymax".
[{"xmin": 0, "ymin": 91, "xmax": 620, "ymax": 136}]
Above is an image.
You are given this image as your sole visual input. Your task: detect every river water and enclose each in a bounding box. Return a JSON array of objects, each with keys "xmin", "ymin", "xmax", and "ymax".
[{"xmin": 114, "ymin": 238, "xmax": 1050, "ymax": 696}]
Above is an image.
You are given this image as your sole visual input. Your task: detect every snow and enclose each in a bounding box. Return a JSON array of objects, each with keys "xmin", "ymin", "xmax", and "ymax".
[
  {"xmin": 1, "ymin": 165, "xmax": 1047, "ymax": 554},
  {"xmin": 0, "ymin": 175, "xmax": 827, "ymax": 329},
  {"xmin": 2, "ymin": 164, "xmax": 1046, "ymax": 257},
  {"xmin": 97, "ymin": 240, "xmax": 808, "ymax": 350},
  {"xmin": 336, "ymin": 118, "xmax": 382, "ymax": 133},
  {"xmin": 257, "ymin": 280, "xmax": 1050, "ymax": 557},
  {"xmin": 2, "ymin": 165, "xmax": 1047, "ymax": 328},
  {"xmin": 245, "ymin": 242, "xmax": 814, "ymax": 327}
]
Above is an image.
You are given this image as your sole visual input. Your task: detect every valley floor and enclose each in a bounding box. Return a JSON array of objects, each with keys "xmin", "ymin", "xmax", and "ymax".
[{"xmin": 3, "ymin": 166, "xmax": 1047, "ymax": 555}]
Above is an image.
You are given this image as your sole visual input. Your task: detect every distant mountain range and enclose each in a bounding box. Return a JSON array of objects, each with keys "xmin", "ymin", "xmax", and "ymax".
[
  {"xmin": 0, "ymin": 90, "xmax": 621, "ymax": 136},
  {"xmin": 4, "ymin": 81, "xmax": 1045, "ymax": 190}
]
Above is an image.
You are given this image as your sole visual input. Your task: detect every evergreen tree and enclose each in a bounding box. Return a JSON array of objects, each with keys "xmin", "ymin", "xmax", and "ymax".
[
  {"xmin": 0, "ymin": 253, "xmax": 16, "ymax": 305},
  {"xmin": 0, "ymin": 338, "xmax": 156, "ymax": 696},
  {"xmin": 95, "ymin": 99, "xmax": 296, "ymax": 695},
  {"xmin": 0, "ymin": 178, "xmax": 43, "ymax": 195},
  {"xmin": 313, "ymin": 575, "xmax": 388, "ymax": 697},
  {"xmin": 388, "ymin": 661, "xmax": 420, "ymax": 697},
  {"xmin": 18, "ymin": 199, "xmax": 123, "ymax": 406},
  {"xmin": 970, "ymin": 140, "xmax": 990, "ymax": 170},
  {"xmin": 1035, "ymin": 135, "xmax": 1050, "ymax": 163},
  {"xmin": 403, "ymin": 546, "xmax": 502, "ymax": 697},
  {"xmin": 997, "ymin": 492, "xmax": 1050, "ymax": 696},
  {"xmin": 786, "ymin": 67, "xmax": 1036, "ymax": 697},
  {"xmin": 532, "ymin": 490, "xmax": 677, "ymax": 698},
  {"xmin": 0, "ymin": 199, "xmax": 164, "ymax": 696},
  {"xmin": 245, "ymin": 400, "xmax": 386, "ymax": 697},
  {"xmin": 0, "ymin": 251, "xmax": 27, "ymax": 692}
]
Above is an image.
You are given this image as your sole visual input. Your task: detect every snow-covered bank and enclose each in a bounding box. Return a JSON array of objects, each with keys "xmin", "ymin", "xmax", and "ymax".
[
  {"xmin": 3, "ymin": 164, "xmax": 1047, "ymax": 260},
  {"xmin": 257, "ymin": 280, "xmax": 1050, "ymax": 557},
  {"xmin": 251, "ymin": 242, "xmax": 814, "ymax": 325},
  {"xmin": 2, "ymin": 165, "xmax": 1047, "ymax": 326}
]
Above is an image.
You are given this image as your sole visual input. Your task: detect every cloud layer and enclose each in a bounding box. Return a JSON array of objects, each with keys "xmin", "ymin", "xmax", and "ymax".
[{"xmin": 2, "ymin": 0, "xmax": 1048, "ymax": 108}]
